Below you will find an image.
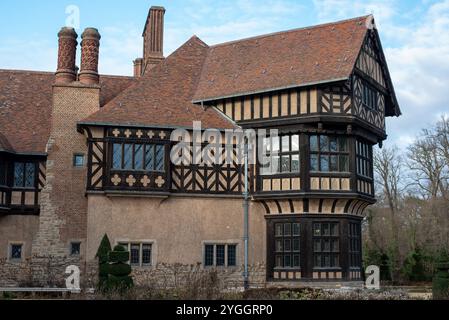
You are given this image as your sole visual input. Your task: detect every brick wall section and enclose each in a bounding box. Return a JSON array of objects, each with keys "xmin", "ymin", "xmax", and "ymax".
[{"xmin": 31, "ymin": 83, "xmax": 100, "ymax": 283}]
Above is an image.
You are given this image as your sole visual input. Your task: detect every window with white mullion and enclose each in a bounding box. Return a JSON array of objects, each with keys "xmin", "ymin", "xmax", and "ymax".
[{"xmin": 261, "ymin": 134, "xmax": 300, "ymax": 175}]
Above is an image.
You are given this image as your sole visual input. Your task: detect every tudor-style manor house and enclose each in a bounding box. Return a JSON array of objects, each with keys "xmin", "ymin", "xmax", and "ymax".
[{"xmin": 0, "ymin": 6, "xmax": 400, "ymax": 287}]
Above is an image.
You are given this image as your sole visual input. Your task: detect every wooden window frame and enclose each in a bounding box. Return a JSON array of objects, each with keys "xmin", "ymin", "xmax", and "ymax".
[
  {"xmin": 356, "ymin": 140, "xmax": 373, "ymax": 179},
  {"xmin": 348, "ymin": 222, "xmax": 362, "ymax": 269},
  {"xmin": 309, "ymin": 135, "xmax": 349, "ymax": 173},
  {"xmin": 312, "ymin": 222, "xmax": 341, "ymax": 269},
  {"xmin": 111, "ymin": 142, "xmax": 166, "ymax": 173},
  {"xmin": 274, "ymin": 221, "xmax": 301, "ymax": 270},
  {"xmin": 13, "ymin": 162, "xmax": 37, "ymax": 189},
  {"xmin": 260, "ymin": 134, "xmax": 300, "ymax": 176},
  {"xmin": 362, "ymin": 81, "xmax": 378, "ymax": 111}
]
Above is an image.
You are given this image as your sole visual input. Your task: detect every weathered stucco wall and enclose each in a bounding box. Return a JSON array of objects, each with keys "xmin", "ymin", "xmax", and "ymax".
[
  {"xmin": 0, "ymin": 215, "xmax": 39, "ymax": 259},
  {"xmin": 86, "ymin": 195, "xmax": 268, "ymax": 285}
]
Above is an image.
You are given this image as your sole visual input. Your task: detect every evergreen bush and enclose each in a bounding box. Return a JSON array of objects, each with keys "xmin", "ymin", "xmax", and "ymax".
[
  {"xmin": 95, "ymin": 234, "xmax": 112, "ymax": 288},
  {"xmin": 432, "ymin": 251, "xmax": 449, "ymax": 300},
  {"xmin": 107, "ymin": 245, "xmax": 134, "ymax": 291}
]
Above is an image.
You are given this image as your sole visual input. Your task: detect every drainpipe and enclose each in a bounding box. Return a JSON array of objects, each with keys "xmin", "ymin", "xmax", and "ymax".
[{"xmin": 243, "ymin": 136, "xmax": 250, "ymax": 290}]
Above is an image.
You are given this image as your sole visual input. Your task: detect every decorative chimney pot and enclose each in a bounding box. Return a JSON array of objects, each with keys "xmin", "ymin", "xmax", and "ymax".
[
  {"xmin": 55, "ymin": 27, "xmax": 78, "ymax": 84},
  {"xmin": 79, "ymin": 28, "xmax": 101, "ymax": 85}
]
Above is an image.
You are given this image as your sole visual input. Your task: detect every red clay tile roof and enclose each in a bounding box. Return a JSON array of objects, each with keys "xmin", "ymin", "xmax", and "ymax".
[
  {"xmin": 81, "ymin": 36, "xmax": 236, "ymax": 130},
  {"xmin": 0, "ymin": 69, "xmax": 134, "ymax": 154},
  {"xmin": 192, "ymin": 15, "xmax": 371, "ymax": 102},
  {"xmin": 0, "ymin": 132, "xmax": 14, "ymax": 153}
]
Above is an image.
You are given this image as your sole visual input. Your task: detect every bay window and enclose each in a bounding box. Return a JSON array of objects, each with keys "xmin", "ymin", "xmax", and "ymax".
[
  {"xmin": 261, "ymin": 134, "xmax": 300, "ymax": 175},
  {"xmin": 13, "ymin": 162, "xmax": 35, "ymax": 188},
  {"xmin": 309, "ymin": 135, "xmax": 349, "ymax": 173},
  {"xmin": 313, "ymin": 222, "xmax": 340, "ymax": 268},
  {"xmin": 356, "ymin": 140, "xmax": 372, "ymax": 178}
]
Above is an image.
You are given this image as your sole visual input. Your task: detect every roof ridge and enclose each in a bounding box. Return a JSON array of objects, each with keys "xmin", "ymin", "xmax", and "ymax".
[
  {"xmin": 209, "ymin": 15, "xmax": 371, "ymax": 49},
  {"xmin": 0, "ymin": 69, "xmax": 54, "ymax": 75},
  {"xmin": 0, "ymin": 69, "xmax": 135, "ymax": 79}
]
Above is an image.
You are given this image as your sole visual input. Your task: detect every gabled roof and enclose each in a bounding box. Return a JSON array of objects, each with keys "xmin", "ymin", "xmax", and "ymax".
[
  {"xmin": 82, "ymin": 14, "xmax": 400, "ymax": 129},
  {"xmin": 81, "ymin": 36, "xmax": 236, "ymax": 130},
  {"xmin": 0, "ymin": 70, "xmax": 134, "ymax": 154},
  {"xmin": 192, "ymin": 15, "xmax": 371, "ymax": 103}
]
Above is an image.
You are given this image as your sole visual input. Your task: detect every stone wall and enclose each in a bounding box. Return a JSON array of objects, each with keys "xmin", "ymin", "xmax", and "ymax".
[
  {"xmin": 31, "ymin": 84, "xmax": 100, "ymax": 284},
  {"xmin": 130, "ymin": 263, "xmax": 266, "ymax": 290}
]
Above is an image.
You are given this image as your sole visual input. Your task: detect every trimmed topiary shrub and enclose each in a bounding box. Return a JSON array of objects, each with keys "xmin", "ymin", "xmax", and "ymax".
[{"xmin": 107, "ymin": 245, "xmax": 134, "ymax": 291}]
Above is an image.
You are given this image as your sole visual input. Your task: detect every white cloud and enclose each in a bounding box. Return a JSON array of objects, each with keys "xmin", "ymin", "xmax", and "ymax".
[{"xmin": 384, "ymin": 0, "xmax": 449, "ymax": 145}]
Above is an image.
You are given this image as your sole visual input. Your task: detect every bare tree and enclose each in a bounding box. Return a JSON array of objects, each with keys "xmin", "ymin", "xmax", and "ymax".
[
  {"xmin": 408, "ymin": 130, "xmax": 447, "ymax": 200},
  {"xmin": 374, "ymin": 146, "xmax": 404, "ymax": 281}
]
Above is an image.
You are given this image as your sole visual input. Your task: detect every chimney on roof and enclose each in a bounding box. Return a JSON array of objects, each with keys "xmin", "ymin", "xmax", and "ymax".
[
  {"xmin": 55, "ymin": 27, "xmax": 78, "ymax": 84},
  {"xmin": 133, "ymin": 58, "xmax": 143, "ymax": 77},
  {"xmin": 79, "ymin": 28, "xmax": 101, "ymax": 85},
  {"xmin": 141, "ymin": 6, "xmax": 165, "ymax": 75}
]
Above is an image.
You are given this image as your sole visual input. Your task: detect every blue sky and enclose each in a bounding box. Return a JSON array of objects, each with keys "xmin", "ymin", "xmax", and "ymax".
[{"xmin": 1, "ymin": 0, "xmax": 448, "ymax": 149}]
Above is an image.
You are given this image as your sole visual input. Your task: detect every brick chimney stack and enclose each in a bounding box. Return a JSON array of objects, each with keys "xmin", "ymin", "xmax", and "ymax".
[
  {"xmin": 79, "ymin": 28, "xmax": 101, "ymax": 85},
  {"xmin": 55, "ymin": 27, "xmax": 78, "ymax": 84},
  {"xmin": 142, "ymin": 6, "xmax": 165, "ymax": 75},
  {"xmin": 133, "ymin": 58, "xmax": 143, "ymax": 77}
]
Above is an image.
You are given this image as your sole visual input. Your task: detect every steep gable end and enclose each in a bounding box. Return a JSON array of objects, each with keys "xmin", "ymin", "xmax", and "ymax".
[
  {"xmin": 354, "ymin": 28, "xmax": 401, "ymax": 116},
  {"xmin": 356, "ymin": 30, "xmax": 387, "ymax": 87}
]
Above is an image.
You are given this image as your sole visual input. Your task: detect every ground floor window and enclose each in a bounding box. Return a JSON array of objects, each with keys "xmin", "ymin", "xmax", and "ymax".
[
  {"xmin": 9, "ymin": 243, "xmax": 23, "ymax": 261},
  {"xmin": 274, "ymin": 222, "xmax": 300, "ymax": 269},
  {"xmin": 267, "ymin": 216, "xmax": 362, "ymax": 281},
  {"xmin": 70, "ymin": 242, "xmax": 81, "ymax": 256},
  {"xmin": 313, "ymin": 222, "xmax": 340, "ymax": 268},
  {"xmin": 349, "ymin": 222, "xmax": 361, "ymax": 268},
  {"xmin": 118, "ymin": 242, "xmax": 152, "ymax": 267},
  {"xmin": 204, "ymin": 244, "xmax": 237, "ymax": 267}
]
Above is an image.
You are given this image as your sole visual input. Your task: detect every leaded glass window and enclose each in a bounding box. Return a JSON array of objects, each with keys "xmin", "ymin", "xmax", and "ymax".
[
  {"xmin": 111, "ymin": 143, "xmax": 165, "ymax": 172},
  {"xmin": 10, "ymin": 244, "xmax": 22, "ymax": 260},
  {"xmin": 119, "ymin": 242, "xmax": 153, "ymax": 267},
  {"xmin": 155, "ymin": 145, "xmax": 165, "ymax": 171},
  {"xmin": 261, "ymin": 134, "xmax": 300, "ymax": 175},
  {"xmin": 204, "ymin": 244, "xmax": 237, "ymax": 267},
  {"xmin": 13, "ymin": 162, "xmax": 35, "ymax": 188},
  {"xmin": 309, "ymin": 135, "xmax": 349, "ymax": 172},
  {"xmin": 313, "ymin": 222, "xmax": 340, "ymax": 268},
  {"xmin": 349, "ymin": 223, "xmax": 361, "ymax": 268},
  {"xmin": 356, "ymin": 140, "xmax": 373, "ymax": 178},
  {"xmin": 274, "ymin": 222, "xmax": 301, "ymax": 269}
]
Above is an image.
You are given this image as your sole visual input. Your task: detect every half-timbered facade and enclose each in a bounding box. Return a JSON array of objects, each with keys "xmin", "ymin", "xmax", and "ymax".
[{"xmin": 0, "ymin": 6, "xmax": 400, "ymax": 287}]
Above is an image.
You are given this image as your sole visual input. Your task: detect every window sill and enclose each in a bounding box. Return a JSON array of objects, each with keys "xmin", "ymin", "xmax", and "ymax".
[{"xmin": 7, "ymin": 259, "xmax": 24, "ymax": 264}]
